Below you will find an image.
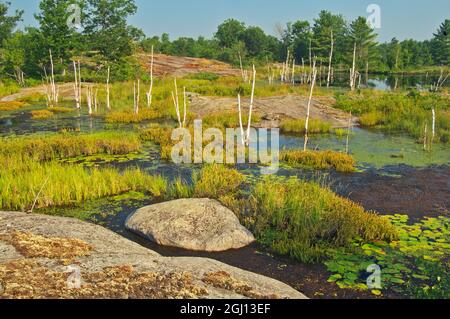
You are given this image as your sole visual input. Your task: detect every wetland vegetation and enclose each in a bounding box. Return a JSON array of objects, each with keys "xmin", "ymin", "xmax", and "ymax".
[{"xmin": 0, "ymin": 0, "xmax": 448, "ymax": 300}]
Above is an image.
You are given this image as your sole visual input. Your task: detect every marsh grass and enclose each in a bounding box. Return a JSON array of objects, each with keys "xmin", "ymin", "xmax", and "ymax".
[
  {"xmin": 280, "ymin": 119, "xmax": 332, "ymax": 134},
  {"xmin": 248, "ymin": 177, "xmax": 397, "ymax": 263},
  {"xmin": 0, "ymin": 131, "xmax": 141, "ymax": 161},
  {"xmin": 0, "ymin": 156, "xmax": 167, "ymax": 212},
  {"xmin": 31, "ymin": 109, "xmax": 54, "ymax": 119},
  {"xmin": 281, "ymin": 150, "xmax": 356, "ymax": 173},
  {"xmin": 335, "ymin": 90, "xmax": 450, "ymax": 143},
  {"xmin": 0, "ymin": 101, "xmax": 29, "ymax": 111},
  {"xmin": 192, "ymin": 164, "xmax": 245, "ymax": 199}
]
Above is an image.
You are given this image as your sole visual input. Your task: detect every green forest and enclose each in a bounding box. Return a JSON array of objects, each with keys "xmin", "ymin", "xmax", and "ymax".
[{"xmin": 0, "ymin": 0, "xmax": 449, "ymax": 86}]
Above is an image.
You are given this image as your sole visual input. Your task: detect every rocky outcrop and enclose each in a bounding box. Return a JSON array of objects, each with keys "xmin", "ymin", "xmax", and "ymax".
[
  {"xmin": 0, "ymin": 211, "xmax": 306, "ymax": 299},
  {"xmin": 125, "ymin": 199, "xmax": 255, "ymax": 252}
]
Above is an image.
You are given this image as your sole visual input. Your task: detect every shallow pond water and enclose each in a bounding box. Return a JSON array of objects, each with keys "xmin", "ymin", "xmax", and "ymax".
[
  {"xmin": 329, "ymin": 73, "xmax": 449, "ymax": 91},
  {"xmin": 6, "ymin": 104, "xmax": 446, "ymax": 299}
]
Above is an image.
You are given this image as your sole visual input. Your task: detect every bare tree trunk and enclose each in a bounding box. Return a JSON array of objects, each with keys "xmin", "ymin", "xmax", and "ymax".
[
  {"xmin": 238, "ymin": 51, "xmax": 245, "ymax": 81},
  {"xmin": 432, "ymin": 108, "xmax": 436, "ymax": 143},
  {"xmin": 46, "ymin": 50, "xmax": 58, "ymax": 107},
  {"xmin": 308, "ymin": 38, "xmax": 312, "ymax": 83},
  {"xmin": 146, "ymin": 46, "xmax": 154, "ymax": 107},
  {"xmin": 73, "ymin": 61, "xmax": 80, "ymax": 109},
  {"xmin": 237, "ymin": 94, "xmax": 246, "ymax": 146},
  {"xmin": 291, "ymin": 59, "xmax": 296, "ymax": 85},
  {"xmin": 350, "ymin": 42, "xmax": 357, "ymax": 91},
  {"xmin": 87, "ymin": 85, "xmax": 93, "ymax": 115},
  {"xmin": 106, "ymin": 66, "xmax": 111, "ymax": 110},
  {"xmin": 171, "ymin": 78, "xmax": 182, "ymax": 128},
  {"xmin": 246, "ymin": 65, "xmax": 257, "ymax": 145},
  {"xmin": 327, "ymin": 30, "xmax": 334, "ymax": 88},
  {"xmin": 78, "ymin": 61, "xmax": 82, "ymax": 107},
  {"xmin": 134, "ymin": 80, "xmax": 140, "ymax": 115},
  {"xmin": 304, "ymin": 60, "xmax": 318, "ymax": 151},
  {"xmin": 94, "ymin": 88, "xmax": 98, "ymax": 113},
  {"xmin": 183, "ymin": 86, "xmax": 187, "ymax": 127}
]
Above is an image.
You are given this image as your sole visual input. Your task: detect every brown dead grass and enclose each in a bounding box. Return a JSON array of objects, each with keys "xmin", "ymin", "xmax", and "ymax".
[
  {"xmin": 202, "ymin": 271, "xmax": 279, "ymax": 299},
  {"xmin": 0, "ymin": 260, "xmax": 208, "ymax": 299},
  {"xmin": 0, "ymin": 231, "xmax": 92, "ymax": 265}
]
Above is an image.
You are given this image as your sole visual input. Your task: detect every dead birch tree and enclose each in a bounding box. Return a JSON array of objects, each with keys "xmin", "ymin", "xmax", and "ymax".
[
  {"xmin": 146, "ymin": 46, "xmax": 154, "ymax": 107},
  {"xmin": 327, "ymin": 30, "xmax": 334, "ymax": 88},
  {"xmin": 238, "ymin": 51, "xmax": 245, "ymax": 81},
  {"xmin": 133, "ymin": 80, "xmax": 140, "ymax": 115},
  {"xmin": 73, "ymin": 61, "xmax": 81, "ymax": 109},
  {"xmin": 349, "ymin": 42, "xmax": 357, "ymax": 91},
  {"xmin": 432, "ymin": 108, "xmax": 436, "ymax": 143},
  {"xmin": 432, "ymin": 68, "xmax": 449, "ymax": 92},
  {"xmin": 44, "ymin": 50, "xmax": 58, "ymax": 107},
  {"xmin": 304, "ymin": 60, "xmax": 318, "ymax": 151},
  {"xmin": 86, "ymin": 85, "xmax": 93, "ymax": 115},
  {"xmin": 106, "ymin": 66, "xmax": 111, "ymax": 110},
  {"xmin": 237, "ymin": 65, "xmax": 257, "ymax": 146},
  {"xmin": 291, "ymin": 59, "xmax": 296, "ymax": 85},
  {"xmin": 171, "ymin": 78, "xmax": 187, "ymax": 128}
]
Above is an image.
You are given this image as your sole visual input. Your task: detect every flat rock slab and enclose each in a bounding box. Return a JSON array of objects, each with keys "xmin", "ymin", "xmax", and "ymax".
[
  {"xmin": 0, "ymin": 211, "xmax": 306, "ymax": 299},
  {"xmin": 126, "ymin": 199, "xmax": 255, "ymax": 252}
]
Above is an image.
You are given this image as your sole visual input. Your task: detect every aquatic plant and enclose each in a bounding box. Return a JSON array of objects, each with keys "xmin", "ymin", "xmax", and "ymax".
[
  {"xmin": 325, "ymin": 215, "xmax": 450, "ymax": 298},
  {"xmin": 281, "ymin": 150, "xmax": 356, "ymax": 173}
]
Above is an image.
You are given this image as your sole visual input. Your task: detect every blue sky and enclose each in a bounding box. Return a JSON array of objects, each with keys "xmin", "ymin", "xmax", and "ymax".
[{"xmin": 9, "ymin": 0, "xmax": 450, "ymax": 42}]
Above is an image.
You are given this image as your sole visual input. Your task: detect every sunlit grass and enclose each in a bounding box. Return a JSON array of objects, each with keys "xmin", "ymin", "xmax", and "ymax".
[{"xmin": 281, "ymin": 150, "xmax": 356, "ymax": 173}]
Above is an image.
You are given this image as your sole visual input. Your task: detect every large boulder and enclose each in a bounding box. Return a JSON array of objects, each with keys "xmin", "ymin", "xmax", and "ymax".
[
  {"xmin": 125, "ymin": 199, "xmax": 255, "ymax": 252},
  {"xmin": 0, "ymin": 211, "xmax": 306, "ymax": 299}
]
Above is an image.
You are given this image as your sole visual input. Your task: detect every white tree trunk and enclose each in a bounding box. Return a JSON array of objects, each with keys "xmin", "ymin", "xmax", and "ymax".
[
  {"xmin": 304, "ymin": 60, "xmax": 318, "ymax": 151},
  {"xmin": 106, "ymin": 66, "xmax": 111, "ymax": 110},
  {"xmin": 246, "ymin": 65, "xmax": 257, "ymax": 145},
  {"xmin": 147, "ymin": 46, "xmax": 154, "ymax": 107},
  {"xmin": 327, "ymin": 30, "xmax": 334, "ymax": 88}
]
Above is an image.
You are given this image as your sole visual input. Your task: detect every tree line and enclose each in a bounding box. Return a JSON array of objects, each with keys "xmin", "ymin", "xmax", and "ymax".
[
  {"xmin": 0, "ymin": 0, "xmax": 448, "ymax": 84},
  {"xmin": 142, "ymin": 13, "xmax": 449, "ymax": 72}
]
